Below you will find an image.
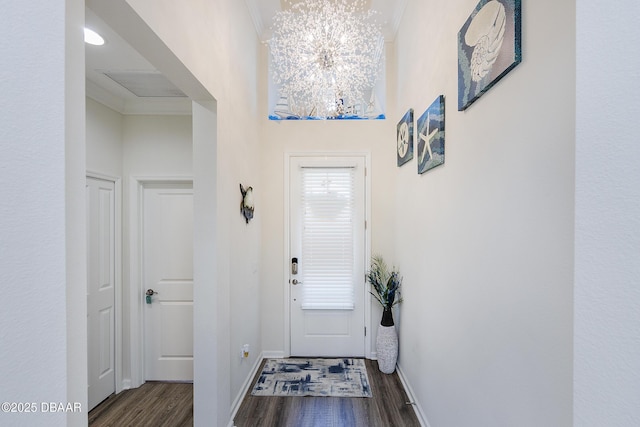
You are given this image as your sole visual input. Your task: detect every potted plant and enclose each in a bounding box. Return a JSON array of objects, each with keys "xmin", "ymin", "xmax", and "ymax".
[{"xmin": 366, "ymin": 255, "xmax": 402, "ymax": 373}]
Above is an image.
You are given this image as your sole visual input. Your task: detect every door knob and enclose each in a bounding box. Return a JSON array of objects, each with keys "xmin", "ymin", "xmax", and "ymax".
[
  {"xmin": 291, "ymin": 279, "xmax": 302, "ymax": 285},
  {"xmin": 146, "ymin": 289, "xmax": 158, "ymax": 304}
]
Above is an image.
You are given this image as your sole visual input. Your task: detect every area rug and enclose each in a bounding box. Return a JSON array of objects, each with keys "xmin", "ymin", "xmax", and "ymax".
[{"xmin": 251, "ymin": 358, "xmax": 372, "ymax": 398}]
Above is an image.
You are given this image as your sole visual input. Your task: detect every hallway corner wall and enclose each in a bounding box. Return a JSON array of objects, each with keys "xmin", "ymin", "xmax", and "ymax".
[
  {"xmin": 121, "ymin": 0, "xmax": 263, "ymax": 424},
  {"xmin": 392, "ymin": 0, "xmax": 575, "ymax": 425}
]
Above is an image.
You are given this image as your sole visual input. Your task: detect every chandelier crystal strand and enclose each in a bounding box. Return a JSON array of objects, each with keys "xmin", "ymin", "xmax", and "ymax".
[{"xmin": 269, "ymin": 0, "xmax": 384, "ymax": 119}]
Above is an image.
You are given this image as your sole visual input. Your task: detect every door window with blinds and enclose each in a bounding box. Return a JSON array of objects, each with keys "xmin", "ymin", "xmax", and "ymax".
[{"xmin": 300, "ymin": 166, "xmax": 357, "ymax": 309}]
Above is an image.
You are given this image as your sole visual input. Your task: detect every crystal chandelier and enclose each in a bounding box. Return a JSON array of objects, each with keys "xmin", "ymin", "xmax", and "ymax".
[{"xmin": 268, "ymin": 0, "xmax": 384, "ymax": 119}]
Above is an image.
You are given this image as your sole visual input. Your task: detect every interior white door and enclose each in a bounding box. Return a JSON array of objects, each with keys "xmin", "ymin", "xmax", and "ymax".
[
  {"xmin": 143, "ymin": 183, "xmax": 194, "ymax": 381},
  {"xmin": 289, "ymin": 156, "xmax": 366, "ymax": 357},
  {"xmin": 87, "ymin": 177, "xmax": 116, "ymax": 410}
]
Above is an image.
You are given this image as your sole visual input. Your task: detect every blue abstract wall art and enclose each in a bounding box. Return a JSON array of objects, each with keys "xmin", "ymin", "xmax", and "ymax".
[{"xmin": 417, "ymin": 95, "xmax": 445, "ymax": 174}]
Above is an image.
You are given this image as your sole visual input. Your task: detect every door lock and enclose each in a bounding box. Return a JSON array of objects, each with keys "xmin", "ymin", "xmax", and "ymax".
[
  {"xmin": 291, "ymin": 279, "xmax": 302, "ymax": 285},
  {"xmin": 146, "ymin": 289, "xmax": 158, "ymax": 304}
]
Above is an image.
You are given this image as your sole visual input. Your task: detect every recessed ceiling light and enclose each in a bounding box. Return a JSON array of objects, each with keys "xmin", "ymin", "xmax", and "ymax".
[{"xmin": 84, "ymin": 28, "xmax": 105, "ymax": 46}]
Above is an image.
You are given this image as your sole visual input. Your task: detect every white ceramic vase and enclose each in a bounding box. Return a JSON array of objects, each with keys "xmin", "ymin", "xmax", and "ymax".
[{"xmin": 376, "ymin": 324, "xmax": 398, "ymax": 374}]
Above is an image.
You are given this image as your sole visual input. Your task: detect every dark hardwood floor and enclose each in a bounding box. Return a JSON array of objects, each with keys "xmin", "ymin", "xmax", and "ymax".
[
  {"xmin": 89, "ymin": 359, "xmax": 420, "ymax": 426},
  {"xmin": 88, "ymin": 382, "xmax": 193, "ymax": 427},
  {"xmin": 234, "ymin": 359, "xmax": 420, "ymax": 427}
]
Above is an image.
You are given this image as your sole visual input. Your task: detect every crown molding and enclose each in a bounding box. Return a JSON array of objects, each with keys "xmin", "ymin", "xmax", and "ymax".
[
  {"xmin": 86, "ymin": 79, "xmax": 192, "ymax": 116},
  {"xmin": 389, "ymin": 0, "xmax": 409, "ymax": 42},
  {"xmin": 86, "ymin": 79, "xmax": 126, "ymax": 113},
  {"xmin": 244, "ymin": 0, "xmax": 264, "ymax": 39},
  {"xmin": 122, "ymin": 99, "xmax": 192, "ymax": 116}
]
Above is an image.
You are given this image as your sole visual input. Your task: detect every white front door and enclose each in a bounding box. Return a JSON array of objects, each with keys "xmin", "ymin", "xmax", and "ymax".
[
  {"xmin": 87, "ymin": 177, "xmax": 116, "ymax": 410},
  {"xmin": 143, "ymin": 183, "xmax": 194, "ymax": 381},
  {"xmin": 289, "ymin": 156, "xmax": 366, "ymax": 357}
]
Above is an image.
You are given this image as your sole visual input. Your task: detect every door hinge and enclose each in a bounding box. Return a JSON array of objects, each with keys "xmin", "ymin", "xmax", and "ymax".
[{"xmin": 364, "ymin": 326, "xmax": 367, "ymax": 337}]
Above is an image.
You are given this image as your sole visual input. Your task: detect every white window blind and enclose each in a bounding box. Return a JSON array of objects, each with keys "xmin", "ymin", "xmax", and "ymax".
[{"xmin": 300, "ymin": 167, "xmax": 355, "ymax": 310}]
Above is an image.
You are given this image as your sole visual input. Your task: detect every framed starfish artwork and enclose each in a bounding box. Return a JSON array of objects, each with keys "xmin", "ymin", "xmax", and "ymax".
[{"xmin": 417, "ymin": 96, "xmax": 445, "ymax": 174}]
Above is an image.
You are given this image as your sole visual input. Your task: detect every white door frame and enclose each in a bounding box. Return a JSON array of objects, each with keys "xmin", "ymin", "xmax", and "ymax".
[
  {"xmin": 86, "ymin": 171, "xmax": 124, "ymax": 393},
  {"xmin": 128, "ymin": 176, "xmax": 193, "ymax": 387},
  {"xmin": 283, "ymin": 152, "xmax": 372, "ymax": 359}
]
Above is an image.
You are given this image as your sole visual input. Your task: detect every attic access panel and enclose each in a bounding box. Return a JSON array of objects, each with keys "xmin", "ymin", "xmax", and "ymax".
[{"xmin": 102, "ymin": 71, "xmax": 187, "ymax": 97}]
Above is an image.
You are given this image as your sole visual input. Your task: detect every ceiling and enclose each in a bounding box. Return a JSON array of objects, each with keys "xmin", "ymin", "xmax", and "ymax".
[
  {"xmin": 85, "ymin": 8, "xmax": 192, "ymax": 115},
  {"xmin": 85, "ymin": 1, "xmax": 407, "ymax": 115},
  {"xmin": 244, "ymin": 0, "xmax": 408, "ymax": 41}
]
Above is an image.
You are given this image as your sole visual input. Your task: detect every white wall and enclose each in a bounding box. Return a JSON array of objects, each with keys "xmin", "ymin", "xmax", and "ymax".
[
  {"xmin": 121, "ymin": 115, "xmax": 193, "ymax": 382},
  {"xmin": 574, "ymin": 0, "xmax": 640, "ymax": 425},
  {"xmin": 191, "ymin": 101, "xmax": 221, "ymax": 424},
  {"xmin": 0, "ymin": 0, "xmax": 86, "ymax": 425},
  {"xmin": 393, "ymin": 1, "xmax": 575, "ymax": 425},
  {"xmin": 86, "ymin": 98, "xmax": 124, "ymax": 177},
  {"xmin": 65, "ymin": 1, "xmax": 89, "ymax": 425},
  {"xmin": 122, "ymin": 115, "xmax": 192, "ymax": 177},
  {"xmin": 87, "ymin": 103, "xmax": 193, "ymax": 386},
  {"xmin": 259, "ymin": 44, "xmax": 397, "ymax": 356},
  {"xmin": 114, "ymin": 1, "xmax": 262, "ymax": 424},
  {"xmin": 0, "ymin": 2, "xmax": 67, "ymax": 423}
]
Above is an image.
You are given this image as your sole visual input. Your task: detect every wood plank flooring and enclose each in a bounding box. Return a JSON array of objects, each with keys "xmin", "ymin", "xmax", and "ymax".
[
  {"xmin": 234, "ymin": 359, "xmax": 420, "ymax": 427},
  {"xmin": 88, "ymin": 382, "xmax": 193, "ymax": 427},
  {"xmin": 89, "ymin": 359, "xmax": 419, "ymax": 426}
]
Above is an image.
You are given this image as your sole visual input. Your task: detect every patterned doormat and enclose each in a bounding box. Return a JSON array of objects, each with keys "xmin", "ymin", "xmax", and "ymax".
[{"xmin": 251, "ymin": 358, "xmax": 372, "ymax": 398}]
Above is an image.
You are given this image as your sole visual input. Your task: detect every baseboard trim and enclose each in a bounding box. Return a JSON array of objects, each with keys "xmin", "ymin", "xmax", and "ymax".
[
  {"xmin": 228, "ymin": 352, "xmax": 266, "ymax": 427},
  {"xmin": 396, "ymin": 364, "xmax": 431, "ymax": 427},
  {"xmin": 262, "ymin": 350, "xmax": 286, "ymax": 359}
]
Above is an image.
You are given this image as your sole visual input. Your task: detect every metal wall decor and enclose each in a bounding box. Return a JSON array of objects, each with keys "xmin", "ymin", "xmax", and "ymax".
[{"xmin": 240, "ymin": 184, "xmax": 254, "ymax": 224}]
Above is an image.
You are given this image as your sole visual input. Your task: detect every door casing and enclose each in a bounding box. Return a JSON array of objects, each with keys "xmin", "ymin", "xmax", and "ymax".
[
  {"xmin": 128, "ymin": 176, "xmax": 193, "ymax": 387},
  {"xmin": 283, "ymin": 152, "xmax": 372, "ymax": 359}
]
